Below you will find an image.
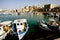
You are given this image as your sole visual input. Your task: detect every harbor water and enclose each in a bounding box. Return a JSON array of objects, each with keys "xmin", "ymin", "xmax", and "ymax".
[{"xmin": 0, "ymin": 13, "xmax": 60, "ymax": 40}]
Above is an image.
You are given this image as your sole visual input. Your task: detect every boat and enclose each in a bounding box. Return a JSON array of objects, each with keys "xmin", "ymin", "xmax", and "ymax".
[
  {"xmin": 11, "ymin": 19, "xmax": 29, "ymax": 40},
  {"xmin": 40, "ymin": 19, "xmax": 59, "ymax": 31},
  {"xmin": 0, "ymin": 21, "xmax": 12, "ymax": 40}
]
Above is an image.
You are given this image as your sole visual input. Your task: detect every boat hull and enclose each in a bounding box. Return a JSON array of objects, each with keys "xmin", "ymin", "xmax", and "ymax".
[{"xmin": 18, "ymin": 27, "xmax": 28, "ymax": 40}]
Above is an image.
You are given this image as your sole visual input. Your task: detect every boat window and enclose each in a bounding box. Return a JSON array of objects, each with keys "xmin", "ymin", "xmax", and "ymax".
[
  {"xmin": 17, "ymin": 23, "xmax": 19, "ymax": 25},
  {"xmin": 20, "ymin": 23, "xmax": 23, "ymax": 25}
]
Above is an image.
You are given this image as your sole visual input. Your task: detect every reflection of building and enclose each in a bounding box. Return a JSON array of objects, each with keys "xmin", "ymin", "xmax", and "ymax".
[{"xmin": 44, "ymin": 4, "xmax": 56, "ymax": 12}]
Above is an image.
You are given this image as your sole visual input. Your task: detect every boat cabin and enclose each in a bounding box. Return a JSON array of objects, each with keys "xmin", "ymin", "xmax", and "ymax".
[{"xmin": 13, "ymin": 19, "xmax": 27, "ymax": 32}]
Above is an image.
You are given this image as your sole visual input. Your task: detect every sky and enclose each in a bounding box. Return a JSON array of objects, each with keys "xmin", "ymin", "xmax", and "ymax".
[{"xmin": 0, "ymin": 0, "xmax": 60, "ymax": 9}]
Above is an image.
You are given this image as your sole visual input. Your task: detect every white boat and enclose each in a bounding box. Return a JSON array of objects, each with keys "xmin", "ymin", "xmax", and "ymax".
[
  {"xmin": 0, "ymin": 21, "xmax": 12, "ymax": 40},
  {"xmin": 12, "ymin": 19, "xmax": 29, "ymax": 40},
  {"xmin": 40, "ymin": 19, "xmax": 59, "ymax": 31}
]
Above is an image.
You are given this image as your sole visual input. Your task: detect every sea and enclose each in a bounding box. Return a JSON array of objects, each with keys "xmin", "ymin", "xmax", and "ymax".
[{"xmin": 0, "ymin": 13, "xmax": 60, "ymax": 40}]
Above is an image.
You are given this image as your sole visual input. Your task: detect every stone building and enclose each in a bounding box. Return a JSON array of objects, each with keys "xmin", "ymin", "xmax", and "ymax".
[{"xmin": 44, "ymin": 4, "xmax": 56, "ymax": 12}]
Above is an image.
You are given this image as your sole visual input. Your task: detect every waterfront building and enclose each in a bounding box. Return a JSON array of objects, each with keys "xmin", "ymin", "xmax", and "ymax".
[
  {"xmin": 32, "ymin": 6, "xmax": 41, "ymax": 12},
  {"xmin": 51, "ymin": 6, "xmax": 60, "ymax": 12},
  {"xmin": 44, "ymin": 4, "xmax": 56, "ymax": 12}
]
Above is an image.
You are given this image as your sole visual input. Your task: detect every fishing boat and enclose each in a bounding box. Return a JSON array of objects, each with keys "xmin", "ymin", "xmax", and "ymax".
[
  {"xmin": 11, "ymin": 19, "xmax": 29, "ymax": 40},
  {"xmin": 0, "ymin": 21, "xmax": 12, "ymax": 40},
  {"xmin": 40, "ymin": 19, "xmax": 59, "ymax": 31}
]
